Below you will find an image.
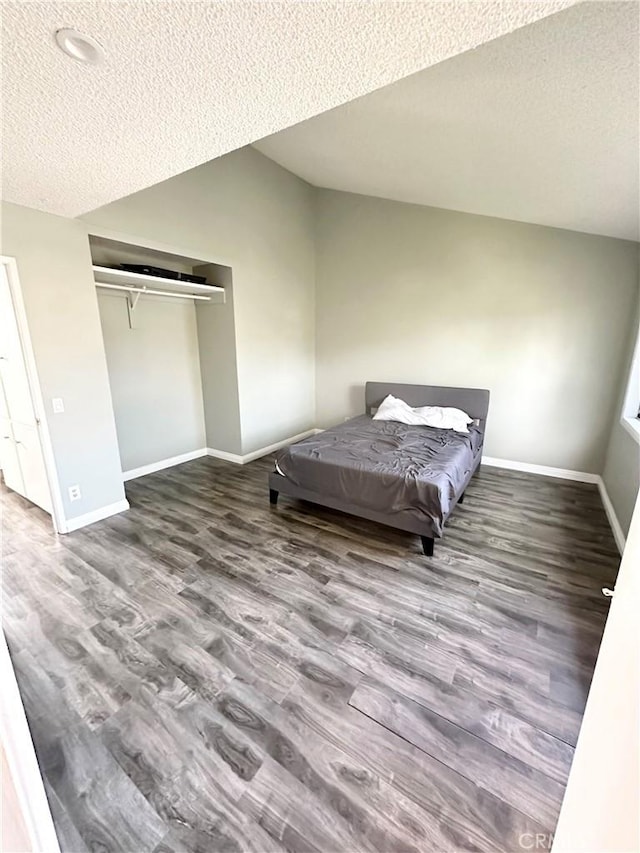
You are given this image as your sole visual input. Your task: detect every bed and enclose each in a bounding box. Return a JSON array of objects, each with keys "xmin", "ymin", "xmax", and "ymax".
[{"xmin": 268, "ymin": 382, "xmax": 490, "ymax": 556}]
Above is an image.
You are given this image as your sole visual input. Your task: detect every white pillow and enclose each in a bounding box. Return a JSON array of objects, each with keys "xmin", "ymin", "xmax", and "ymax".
[{"xmin": 373, "ymin": 394, "xmax": 473, "ymax": 433}]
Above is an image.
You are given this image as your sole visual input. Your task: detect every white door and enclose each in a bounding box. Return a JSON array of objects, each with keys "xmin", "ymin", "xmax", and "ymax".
[
  {"xmin": 0, "ymin": 416, "xmax": 25, "ymax": 497},
  {"xmin": 0, "ymin": 266, "xmax": 51, "ymax": 513}
]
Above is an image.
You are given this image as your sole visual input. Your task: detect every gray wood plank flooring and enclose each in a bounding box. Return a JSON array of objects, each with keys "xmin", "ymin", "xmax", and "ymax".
[{"xmin": 1, "ymin": 457, "xmax": 619, "ymax": 852}]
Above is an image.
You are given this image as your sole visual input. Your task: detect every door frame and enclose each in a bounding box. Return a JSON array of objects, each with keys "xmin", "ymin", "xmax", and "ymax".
[
  {"xmin": 1, "ymin": 629, "xmax": 62, "ymax": 853},
  {"xmin": 0, "ymin": 256, "xmax": 66, "ymax": 533}
]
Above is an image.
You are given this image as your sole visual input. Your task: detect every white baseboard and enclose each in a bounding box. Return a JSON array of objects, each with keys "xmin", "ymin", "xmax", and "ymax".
[
  {"xmin": 481, "ymin": 455, "xmax": 600, "ymax": 484},
  {"xmin": 242, "ymin": 429, "xmax": 317, "ymax": 463},
  {"xmin": 122, "ymin": 448, "xmax": 208, "ymax": 481},
  {"xmin": 597, "ymin": 477, "xmax": 626, "ymax": 554},
  {"xmin": 207, "ymin": 429, "xmax": 317, "ymax": 466},
  {"xmin": 206, "ymin": 447, "xmax": 245, "ymax": 464},
  {"xmin": 115, "ymin": 438, "xmax": 630, "ymax": 553},
  {"xmin": 481, "ymin": 454, "xmax": 624, "ymax": 553},
  {"xmin": 60, "ymin": 498, "xmax": 130, "ymax": 533}
]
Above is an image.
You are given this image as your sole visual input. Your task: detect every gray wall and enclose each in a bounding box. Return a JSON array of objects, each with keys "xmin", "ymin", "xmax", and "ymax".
[
  {"xmin": 82, "ymin": 147, "xmax": 316, "ymax": 455},
  {"xmin": 0, "ymin": 202, "xmax": 126, "ymax": 519},
  {"xmin": 602, "ymin": 426, "xmax": 640, "ymax": 536},
  {"xmin": 315, "ymin": 189, "xmax": 639, "ymax": 473},
  {"xmin": 4, "ymin": 157, "xmax": 636, "ymax": 534},
  {"xmin": 97, "ymin": 291, "xmax": 206, "ymax": 471},
  {"xmin": 602, "ymin": 293, "xmax": 640, "ymax": 537},
  {"xmin": 194, "ymin": 264, "xmax": 242, "ymax": 455}
]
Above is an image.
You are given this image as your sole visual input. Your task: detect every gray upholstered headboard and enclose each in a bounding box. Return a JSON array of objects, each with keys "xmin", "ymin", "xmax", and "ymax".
[{"xmin": 365, "ymin": 382, "xmax": 490, "ymax": 423}]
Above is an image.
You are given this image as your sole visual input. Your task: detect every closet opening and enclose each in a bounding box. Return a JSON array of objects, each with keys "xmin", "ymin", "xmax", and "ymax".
[{"xmin": 89, "ymin": 234, "xmax": 237, "ymax": 482}]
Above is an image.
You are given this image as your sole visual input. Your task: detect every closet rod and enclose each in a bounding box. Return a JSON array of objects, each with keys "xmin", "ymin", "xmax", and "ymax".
[{"xmin": 96, "ymin": 282, "xmax": 211, "ymax": 301}]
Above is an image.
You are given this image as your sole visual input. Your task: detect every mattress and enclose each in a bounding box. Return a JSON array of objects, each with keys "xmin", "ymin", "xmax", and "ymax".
[{"xmin": 275, "ymin": 415, "xmax": 483, "ymax": 536}]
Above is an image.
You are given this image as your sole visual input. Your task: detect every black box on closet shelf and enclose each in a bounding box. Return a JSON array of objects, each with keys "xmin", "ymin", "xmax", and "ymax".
[
  {"xmin": 120, "ymin": 264, "xmax": 178, "ymax": 279},
  {"xmin": 175, "ymin": 271, "xmax": 209, "ymax": 285},
  {"xmin": 119, "ymin": 264, "xmax": 207, "ymax": 285}
]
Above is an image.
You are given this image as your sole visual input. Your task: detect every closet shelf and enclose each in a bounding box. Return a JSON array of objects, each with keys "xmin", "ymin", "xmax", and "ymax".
[{"xmin": 92, "ymin": 265, "xmax": 225, "ymax": 296}]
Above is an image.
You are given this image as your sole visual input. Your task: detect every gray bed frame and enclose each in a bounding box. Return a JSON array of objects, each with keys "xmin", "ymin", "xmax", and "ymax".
[{"xmin": 268, "ymin": 381, "xmax": 490, "ymax": 557}]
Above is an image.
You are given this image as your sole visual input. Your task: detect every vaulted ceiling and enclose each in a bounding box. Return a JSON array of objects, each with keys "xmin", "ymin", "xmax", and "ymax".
[
  {"xmin": 2, "ymin": 0, "xmax": 578, "ymax": 218},
  {"xmin": 255, "ymin": 2, "xmax": 640, "ymax": 241}
]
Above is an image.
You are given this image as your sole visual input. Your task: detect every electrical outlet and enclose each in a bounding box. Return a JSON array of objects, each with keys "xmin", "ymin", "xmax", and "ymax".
[
  {"xmin": 52, "ymin": 397, "xmax": 64, "ymax": 414},
  {"xmin": 68, "ymin": 484, "xmax": 81, "ymax": 501}
]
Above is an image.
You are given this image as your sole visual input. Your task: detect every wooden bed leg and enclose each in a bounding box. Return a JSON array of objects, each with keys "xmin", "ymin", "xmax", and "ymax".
[
  {"xmin": 458, "ymin": 491, "xmax": 465, "ymax": 504},
  {"xmin": 421, "ymin": 536, "xmax": 434, "ymax": 557},
  {"xmin": 269, "ymin": 489, "xmax": 279, "ymax": 505}
]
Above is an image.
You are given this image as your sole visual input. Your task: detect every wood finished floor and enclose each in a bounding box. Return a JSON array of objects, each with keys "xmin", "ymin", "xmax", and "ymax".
[{"xmin": 1, "ymin": 456, "xmax": 619, "ymax": 853}]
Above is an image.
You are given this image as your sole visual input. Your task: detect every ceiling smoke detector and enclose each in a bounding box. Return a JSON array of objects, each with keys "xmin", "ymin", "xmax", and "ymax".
[{"xmin": 54, "ymin": 28, "xmax": 105, "ymax": 65}]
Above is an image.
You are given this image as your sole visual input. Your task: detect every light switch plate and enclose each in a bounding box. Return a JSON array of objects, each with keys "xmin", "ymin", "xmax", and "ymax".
[{"xmin": 52, "ymin": 398, "xmax": 64, "ymax": 413}]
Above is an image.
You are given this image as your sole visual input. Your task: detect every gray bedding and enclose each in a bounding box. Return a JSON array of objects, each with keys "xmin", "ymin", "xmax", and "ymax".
[{"xmin": 275, "ymin": 414, "xmax": 483, "ymax": 536}]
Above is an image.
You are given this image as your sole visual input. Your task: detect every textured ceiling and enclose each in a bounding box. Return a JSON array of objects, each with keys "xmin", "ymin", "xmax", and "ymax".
[
  {"xmin": 255, "ymin": 2, "xmax": 640, "ymax": 241},
  {"xmin": 1, "ymin": 0, "xmax": 578, "ymax": 218}
]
